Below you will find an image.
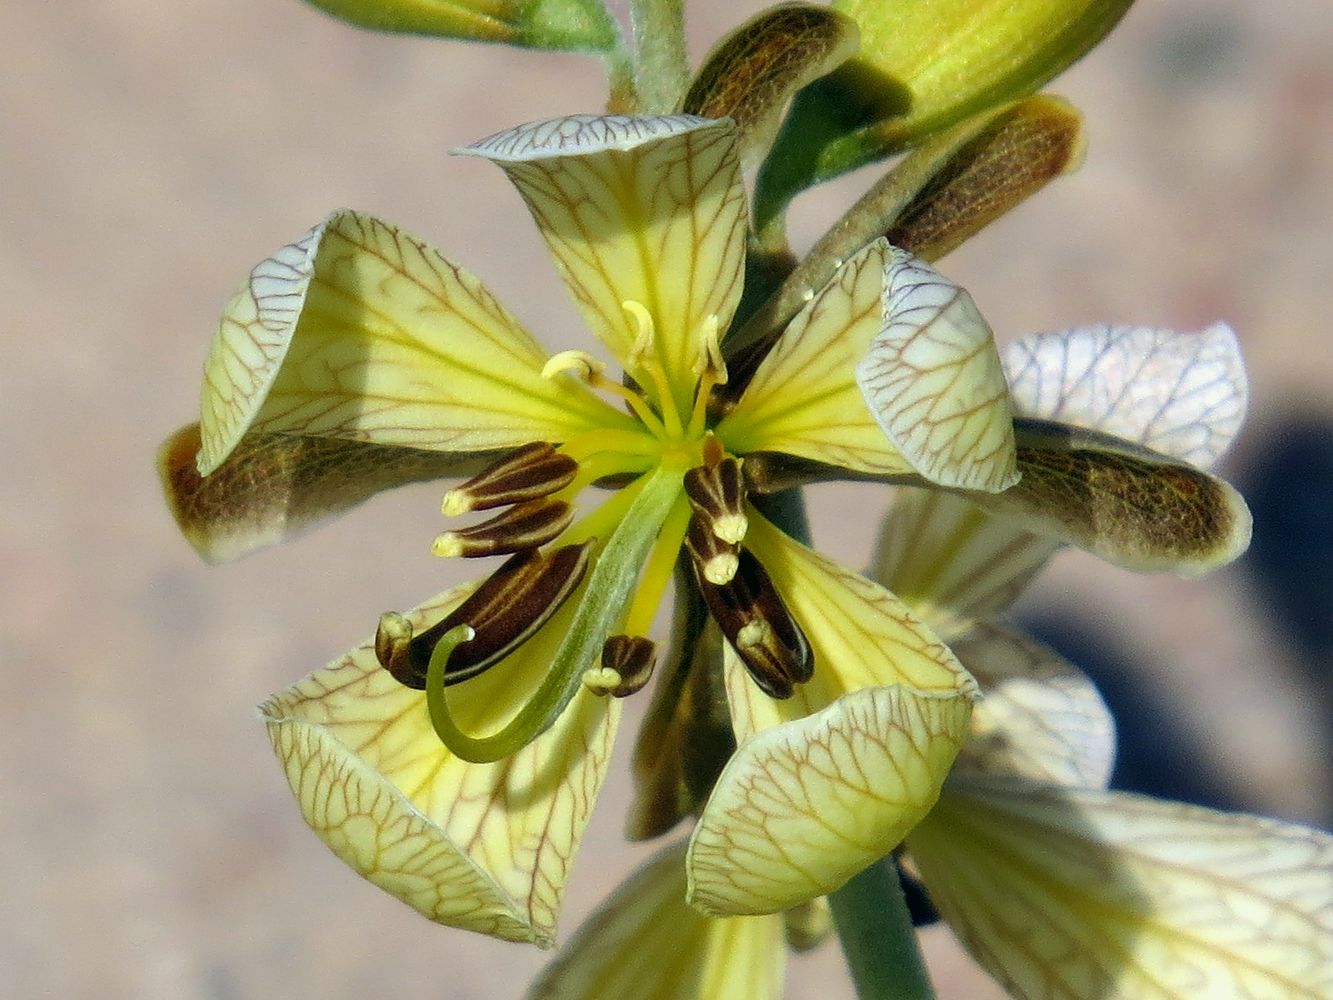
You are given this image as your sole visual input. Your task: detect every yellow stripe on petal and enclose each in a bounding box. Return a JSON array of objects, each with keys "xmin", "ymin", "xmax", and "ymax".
[
  {"xmin": 528, "ymin": 841, "xmax": 785, "ymax": 1000},
  {"xmin": 856, "ymin": 248, "xmax": 1018, "ymax": 491},
  {"xmin": 459, "ymin": 116, "xmax": 747, "ymax": 401},
  {"xmin": 260, "ymin": 584, "xmax": 620, "ymax": 945},
  {"xmin": 720, "ymin": 239, "xmax": 918, "ymax": 476},
  {"xmin": 198, "ymin": 210, "xmax": 626, "ymax": 474},
  {"xmin": 909, "ymin": 777, "xmax": 1333, "ymax": 1000},
  {"xmin": 686, "ymin": 684, "xmax": 971, "ymax": 916}
]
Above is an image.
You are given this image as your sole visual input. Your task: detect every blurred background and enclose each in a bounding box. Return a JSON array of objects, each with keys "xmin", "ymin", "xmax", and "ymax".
[{"xmin": 2, "ymin": 1, "xmax": 1329, "ymax": 997}]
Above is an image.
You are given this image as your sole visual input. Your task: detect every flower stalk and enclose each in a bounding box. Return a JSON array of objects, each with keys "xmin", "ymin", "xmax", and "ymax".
[{"xmin": 830, "ymin": 858, "xmax": 935, "ymax": 1000}]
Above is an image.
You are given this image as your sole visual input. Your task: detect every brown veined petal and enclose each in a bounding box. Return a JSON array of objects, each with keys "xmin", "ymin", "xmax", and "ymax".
[
  {"xmin": 682, "ymin": 5, "xmax": 858, "ymax": 167},
  {"xmin": 197, "ymin": 210, "xmax": 627, "ymax": 475},
  {"xmin": 908, "ymin": 776, "xmax": 1333, "ymax": 1000},
  {"xmin": 965, "ymin": 419, "xmax": 1252, "ymax": 576},
  {"xmin": 1003, "ymin": 322, "xmax": 1248, "ymax": 469},
  {"xmin": 950, "ymin": 622, "xmax": 1115, "ymax": 790},
  {"xmin": 719, "ymin": 239, "xmax": 921, "ymax": 476},
  {"xmin": 458, "ymin": 116, "xmax": 746, "ymax": 398},
  {"xmin": 527, "ymin": 841, "xmax": 786, "ymax": 1000},
  {"xmin": 855, "ymin": 248, "xmax": 1018, "ymax": 492},
  {"xmin": 159, "ymin": 424, "xmax": 493, "ymax": 562},
  {"xmin": 871, "ymin": 486, "xmax": 1060, "ymax": 638},
  {"xmin": 686, "ymin": 683, "xmax": 971, "ymax": 916},
  {"xmin": 260, "ymin": 584, "xmax": 620, "ymax": 946}
]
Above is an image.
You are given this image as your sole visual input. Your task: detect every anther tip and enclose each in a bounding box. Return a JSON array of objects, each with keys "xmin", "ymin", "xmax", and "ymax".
[
  {"xmin": 712, "ymin": 513, "xmax": 749, "ymax": 546},
  {"xmin": 441, "ymin": 490, "xmax": 473, "ymax": 517},
  {"xmin": 736, "ymin": 619, "xmax": 772, "ymax": 650},
  {"xmin": 581, "ymin": 666, "xmax": 623, "ymax": 696},
  {"xmin": 431, "ymin": 533, "xmax": 466, "ymax": 559},
  {"xmin": 703, "ymin": 552, "xmax": 740, "ymax": 586}
]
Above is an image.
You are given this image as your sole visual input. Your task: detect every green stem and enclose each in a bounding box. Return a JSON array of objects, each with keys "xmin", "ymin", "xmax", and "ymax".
[
  {"xmin": 629, "ymin": 0, "xmax": 689, "ymax": 113},
  {"xmin": 829, "ymin": 858, "xmax": 937, "ymax": 1000}
]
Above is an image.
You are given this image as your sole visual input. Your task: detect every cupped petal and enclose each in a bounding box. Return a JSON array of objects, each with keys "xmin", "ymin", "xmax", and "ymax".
[
  {"xmin": 528, "ymin": 841, "xmax": 785, "ymax": 1000},
  {"xmin": 159, "ymin": 424, "xmax": 493, "ymax": 562},
  {"xmin": 687, "ymin": 682, "xmax": 971, "ymax": 916},
  {"xmin": 966, "ymin": 419, "xmax": 1252, "ymax": 576},
  {"xmin": 1003, "ymin": 322, "xmax": 1248, "ymax": 469},
  {"xmin": 459, "ymin": 116, "xmax": 747, "ymax": 395},
  {"xmin": 950, "ymin": 622, "xmax": 1115, "ymax": 789},
  {"xmin": 856, "ymin": 248, "xmax": 1018, "ymax": 491},
  {"xmin": 198, "ymin": 210, "xmax": 624, "ymax": 474},
  {"xmin": 260, "ymin": 584, "xmax": 620, "ymax": 945},
  {"xmin": 720, "ymin": 239, "xmax": 918, "ymax": 476},
  {"xmin": 908, "ymin": 776, "xmax": 1333, "ymax": 1000},
  {"xmin": 871, "ymin": 486, "xmax": 1059, "ymax": 638}
]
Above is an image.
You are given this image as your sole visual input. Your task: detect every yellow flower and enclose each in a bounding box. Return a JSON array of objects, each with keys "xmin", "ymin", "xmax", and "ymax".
[{"xmin": 158, "ymin": 115, "xmax": 1249, "ymax": 944}]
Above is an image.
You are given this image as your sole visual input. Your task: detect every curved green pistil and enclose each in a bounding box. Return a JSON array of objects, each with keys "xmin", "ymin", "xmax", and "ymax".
[{"xmin": 426, "ymin": 464, "xmax": 686, "ymax": 763}]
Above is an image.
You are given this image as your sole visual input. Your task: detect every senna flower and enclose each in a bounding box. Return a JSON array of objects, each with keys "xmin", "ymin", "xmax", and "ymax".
[
  {"xmin": 528, "ymin": 325, "xmax": 1331, "ymax": 1000},
  {"xmin": 158, "ymin": 114, "xmax": 1250, "ymax": 945}
]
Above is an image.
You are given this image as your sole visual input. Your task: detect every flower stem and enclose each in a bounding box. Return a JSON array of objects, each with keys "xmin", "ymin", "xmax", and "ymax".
[
  {"xmin": 829, "ymin": 857, "xmax": 937, "ymax": 1000},
  {"xmin": 629, "ymin": 0, "xmax": 689, "ymax": 113}
]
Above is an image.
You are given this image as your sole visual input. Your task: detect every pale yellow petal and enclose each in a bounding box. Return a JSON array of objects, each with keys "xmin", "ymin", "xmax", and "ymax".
[
  {"xmin": 951, "ymin": 622, "xmax": 1115, "ymax": 789},
  {"xmin": 856, "ymin": 248, "xmax": 1018, "ymax": 491},
  {"xmin": 871, "ymin": 486, "xmax": 1059, "ymax": 638},
  {"xmin": 687, "ymin": 685, "xmax": 971, "ymax": 916},
  {"xmin": 198, "ymin": 210, "xmax": 626, "ymax": 474},
  {"xmin": 1003, "ymin": 322, "xmax": 1247, "ymax": 469},
  {"xmin": 459, "ymin": 116, "xmax": 746, "ymax": 393},
  {"xmin": 910, "ymin": 776, "xmax": 1333, "ymax": 1000},
  {"xmin": 967, "ymin": 420, "xmax": 1252, "ymax": 576},
  {"xmin": 260, "ymin": 585, "xmax": 620, "ymax": 945},
  {"xmin": 720, "ymin": 239, "xmax": 920, "ymax": 475},
  {"xmin": 159, "ymin": 423, "xmax": 492, "ymax": 562},
  {"xmin": 529, "ymin": 841, "xmax": 785, "ymax": 1000}
]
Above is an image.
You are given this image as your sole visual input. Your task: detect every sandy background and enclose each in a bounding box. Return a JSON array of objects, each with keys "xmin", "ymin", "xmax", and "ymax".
[{"xmin": 2, "ymin": 1, "xmax": 1330, "ymax": 998}]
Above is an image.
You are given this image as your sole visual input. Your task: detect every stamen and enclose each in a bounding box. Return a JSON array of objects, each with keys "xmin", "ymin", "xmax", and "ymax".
[
  {"xmin": 545, "ymin": 349, "xmax": 668, "ymax": 438},
  {"xmin": 684, "ymin": 457, "xmax": 749, "ymax": 545},
  {"xmin": 431, "ymin": 498, "xmax": 574, "ymax": 559},
  {"xmin": 623, "ymin": 300, "xmax": 684, "ymax": 437},
  {"xmin": 375, "ymin": 541, "xmax": 594, "ymax": 689},
  {"xmin": 693, "ymin": 547, "xmax": 813, "ymax": 699},
  {"xmin": 441, "ymin": 442, "xmax": 577, "ymax": 516},
  {"xmin": 687, "ymin": 315, "xmax": 727, "ymax": 439}
]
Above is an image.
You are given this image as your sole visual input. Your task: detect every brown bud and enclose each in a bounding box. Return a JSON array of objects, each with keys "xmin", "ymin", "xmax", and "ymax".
[
  {"xmin": 441, "ymin": 442, "xmax": 577, "ymax": 515},
  {"xmin": 684, "ymin": 512, "xmax": 740, "ymax": 586},
  {"xmin": 600, "ymin": 635, "xmax": 658, "ymax": 697},
  {"xmin": 432, "ymin": 498, "xmax": 574, "ymax": 558},
  {"xmin": 694, "ymin": 548, "xmax": 812, "ymax": 698},
  {"xmin": 377, "ymin": 541, "xmax": 593, "ymax": 689},
  {"xmin": 683, "ymin": 457, "xmax": 748, "ymax": 544}
]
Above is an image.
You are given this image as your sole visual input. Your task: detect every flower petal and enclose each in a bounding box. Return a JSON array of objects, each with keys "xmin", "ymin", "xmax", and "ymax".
[
  {"xmin": 198, "ymin": 210, "xmax": 623, "ymax": 474},
  {"xmin": 967, "ymin": 420, "xmax": 1252, "ymax": 575},
  {"xmin": 856, "ymin": 248, "xmax": 1019, "ymax": 491},
  {"xmin": 260, "ymin": 584, "xmax": 620, "ymax": 945},
  {"xmin": 871, "ymin": 486, "xmax": 1059, "ymax": 638},
  {"xmin": 720, "ymin": 240, "xmax": 919, "ymax": 476},
  {"xmin": 1003, "ymin": 322, "xmax": 1248, "ymax": 468},
  {"xmin": 909, "ymin": 776, "xmax": 1333, "ymax": 1000},
  {"xmin": 159, "ymin": 424, "xmax": 490, "ymax": 562},
  {"xmin": 686, "ymin": 684, "xmax": 971, "ymax": 915},
  {"xmin": 528, "ymin": 841, "xmax": 786, "ymax": 1000},
  {"xmin": 459, "ymin": 116, "xmax": 746, "ymax": 393},
  {"xmin": 950, "ymin": 622, "xmax": 1115, "ymax": 789}
]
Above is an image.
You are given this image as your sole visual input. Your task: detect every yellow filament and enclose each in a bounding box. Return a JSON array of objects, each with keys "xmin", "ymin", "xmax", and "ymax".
[
  {"xmin": 622, "ymin": 492, "xmax": 692, "ymax": 637},
  {"xmin": 623, "ymin": 300, "xmax": 684, "ymax": 438},
  {"xmin": 686, "ymin": 315, "xmax": 727, "ymax": 440}
]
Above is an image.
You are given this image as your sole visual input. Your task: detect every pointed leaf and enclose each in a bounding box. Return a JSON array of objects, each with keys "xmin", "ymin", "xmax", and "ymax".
[
  {"xmin": 910, "ymin": 777, "xmax": 1333, "ymax": 1000},
  {"xmin": 1003, "ymin": 322, "xmax": 1248, "ymax": 469},
  {"xmin": 159, "ymin": 423, "xmax": 489, "ymax": 562},
  {"xmin": 966, "ymin": 420, "xmax": 1252, "ymax": 576},
  {"xmin": 687, "ymin": 684, "xmax": 971, "ymax": 915},
  {"xmin": 857, "ymin": 248, "xmax": 1018, "ymax": 492},
  {"xmin": 721, "ymin": 240, "xmax": 922, "ymax": 476},
  {"xmin": 198, "ymin": 210, "xmax": 623, "ymax": 474},
  {"xmin": 871, "ymin": 487, "xmax": 1059, "ymax": 638},
  {"xmin": 951, "ymin": 622, "xmax": 1115, "ymax": 789},
  {"xmin": 528, "ymin": 841, "xmax": 785, "ymax": 1000},
  {"xmin": 459, "ymin": 116, "xmax": 746, "ymax": 396},
  {"xmin": 261, "ymin": 584, "xmax": 620, "ymax": 945}
]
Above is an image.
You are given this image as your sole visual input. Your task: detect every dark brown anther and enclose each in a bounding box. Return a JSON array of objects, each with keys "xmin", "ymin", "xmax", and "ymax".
[
  {"xmin": 600, "ymin": 635, "xmax": 658, "ymax": 698},
  {"xmin": 683, "ymin": 456, "xmax": 748, "ymax": 545},
  {"xmin": 432, "ymin": 498, "xmax": 574, "ymax": 559},
  {"xmin": 693, "ymin": 548, "xmax": 813, "ymax": 699},
  {"xmin": 441, "ymin": 442, "xmax": 578, "ymax": 516},
  {"xmin": 375, "ymin": 540, "xmax": 594, "ymax": 689},
  {"xmin": 684, "ymin": 511, "xmax": 740, "ymax": 586}
]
